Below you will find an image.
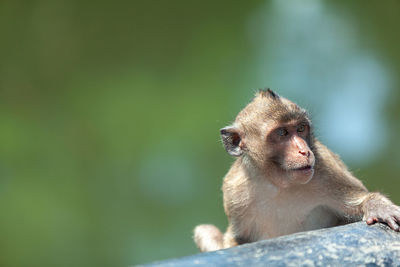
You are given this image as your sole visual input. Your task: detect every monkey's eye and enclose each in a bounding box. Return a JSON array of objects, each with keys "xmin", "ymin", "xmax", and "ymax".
[
  {"xmin": 297, "ymin": 124, "xmax": 306, "ymax": 133},
  {"xmin": 277, "ymin": 128, "xmax": 288, "ymax": 136}
]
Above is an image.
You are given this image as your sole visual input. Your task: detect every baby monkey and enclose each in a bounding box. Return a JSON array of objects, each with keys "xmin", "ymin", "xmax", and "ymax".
[{"xmin": 194, "ymin": 89, "xmax": 400, "ymax": 252}]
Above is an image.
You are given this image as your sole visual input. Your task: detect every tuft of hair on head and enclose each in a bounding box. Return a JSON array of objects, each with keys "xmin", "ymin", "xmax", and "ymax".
[{"xmin": 258, "ymin": 88, "xmax": 280, "ymax": 100}]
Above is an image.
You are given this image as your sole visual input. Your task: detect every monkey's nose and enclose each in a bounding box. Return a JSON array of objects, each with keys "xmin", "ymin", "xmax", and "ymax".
[{"xmin": 299, "ymin": 150, "xmax": 310, "ymax": 157}]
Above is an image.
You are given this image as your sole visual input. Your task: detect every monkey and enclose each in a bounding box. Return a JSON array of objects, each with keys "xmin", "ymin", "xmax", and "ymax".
[{"xmin": 193, "ymin": 89, "xmax": 400, "ymax": 252}]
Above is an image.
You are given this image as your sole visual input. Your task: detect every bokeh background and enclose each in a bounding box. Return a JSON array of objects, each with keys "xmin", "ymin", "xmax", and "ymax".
[{"xmin": 1, "ymin": 1, "xmax": 400, "ymax": 266}]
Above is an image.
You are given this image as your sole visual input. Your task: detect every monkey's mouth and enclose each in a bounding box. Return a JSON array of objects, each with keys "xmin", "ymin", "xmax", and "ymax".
[{"xmin": 293, "ymin": 165, "xmax": 313, "ymax": 172}]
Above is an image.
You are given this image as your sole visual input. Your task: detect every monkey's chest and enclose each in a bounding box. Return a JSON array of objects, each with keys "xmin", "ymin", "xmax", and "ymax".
[{"xmin": 236, "ymin": 190, "xmax": 340, "ymax": 241}]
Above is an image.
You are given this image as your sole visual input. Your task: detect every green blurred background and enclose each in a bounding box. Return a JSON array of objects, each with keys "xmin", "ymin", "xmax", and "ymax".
[{"xmin": 1, "ymin": 1, "xmax": 400, "ymax": 266}]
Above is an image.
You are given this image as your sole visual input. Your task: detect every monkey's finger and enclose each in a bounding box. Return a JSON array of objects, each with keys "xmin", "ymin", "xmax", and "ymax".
[
  {"xmin": 394, "ymin": 214, "xmax": 400, "ymax": 224},
  {"xmin": 386, "ymin": 218, "xmax": 399, "ymax": 232},
  {"xmin": 393, "ymin": 215, "xmax": 400, "ymax": 229},
  {"xmin": 366, "ymin": 217, "xmax": 378, "ymax": 225}
]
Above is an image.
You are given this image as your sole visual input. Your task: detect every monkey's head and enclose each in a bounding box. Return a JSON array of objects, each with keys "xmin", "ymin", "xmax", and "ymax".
[{"xmin": 221, "ymin": 89, "xmax": 315, "ymax": 188}]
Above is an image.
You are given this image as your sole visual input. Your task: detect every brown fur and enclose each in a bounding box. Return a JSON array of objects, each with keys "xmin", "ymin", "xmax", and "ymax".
[{"xmin": 194, "ymin": 90, "xmax": 400, "ymax": 252}]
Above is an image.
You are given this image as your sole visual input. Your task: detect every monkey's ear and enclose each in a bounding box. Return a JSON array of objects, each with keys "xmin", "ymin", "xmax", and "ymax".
[{"xmin": 220, "ymin": 126, "xmax": 243, "ymax": 157}]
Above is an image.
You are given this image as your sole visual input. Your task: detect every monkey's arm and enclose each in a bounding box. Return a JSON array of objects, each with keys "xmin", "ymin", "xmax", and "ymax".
[
  {"xmin": 327, "ymin": 174, "xmax": 400, "ymax": 231},
  {"xmin": 315, "ymin": 141, "xmax": 400, "ymax": 231}
]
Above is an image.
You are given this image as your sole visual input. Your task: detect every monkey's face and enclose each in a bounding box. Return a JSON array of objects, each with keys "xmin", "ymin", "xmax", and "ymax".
[
  {"xmin": 265, "ymin": 121, "xmax": 315, "ymax": 186},
  {"xmin": 221, "ymin": 119, "xmax": 315, "ymax": 187}
]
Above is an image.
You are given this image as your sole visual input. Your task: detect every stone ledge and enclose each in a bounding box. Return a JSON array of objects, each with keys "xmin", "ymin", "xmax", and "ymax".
[{"xmin": 140, "ymin": 222, "xmax": 400, "ymax": 266}]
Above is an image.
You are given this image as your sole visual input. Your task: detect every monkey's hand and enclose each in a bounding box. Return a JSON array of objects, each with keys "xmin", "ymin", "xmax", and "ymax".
[{"xmin": 363, "ymin": 195, "xmax": 400, "ymax": 232}]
